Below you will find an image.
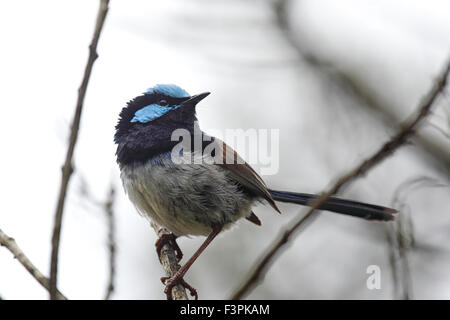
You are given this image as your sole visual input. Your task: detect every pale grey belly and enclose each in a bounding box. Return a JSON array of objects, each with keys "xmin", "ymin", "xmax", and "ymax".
[{"xmin": 120, "ymin": 158, "xmax": 254, "ymax": 236}]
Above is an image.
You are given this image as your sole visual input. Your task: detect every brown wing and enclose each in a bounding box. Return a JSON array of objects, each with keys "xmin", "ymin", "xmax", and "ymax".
[{"xmin": 211, "ymin": 137, "xmax": 280, "ymax": 213}]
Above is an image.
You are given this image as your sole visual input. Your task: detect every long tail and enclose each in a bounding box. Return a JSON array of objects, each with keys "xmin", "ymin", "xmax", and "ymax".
[{"xmin": 268, "ymin": 189, "xmax": 397, "ymax": 221}]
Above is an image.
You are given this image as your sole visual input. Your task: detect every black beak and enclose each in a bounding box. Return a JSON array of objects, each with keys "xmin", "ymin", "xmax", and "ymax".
[{"xmin": 181, "ymin": 92, "xmax": 210, "ymax": 107}]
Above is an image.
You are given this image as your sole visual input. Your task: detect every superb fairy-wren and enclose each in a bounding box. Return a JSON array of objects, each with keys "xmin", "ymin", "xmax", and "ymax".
[{"xmin": 114, "ymin": 84, "xmax": 396, "ymax": 299}]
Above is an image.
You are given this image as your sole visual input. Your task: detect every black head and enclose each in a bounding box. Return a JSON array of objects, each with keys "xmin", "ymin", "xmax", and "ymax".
[{"xmin": 114, "ymin": 84, "xmax": 209, "ymax": 166}]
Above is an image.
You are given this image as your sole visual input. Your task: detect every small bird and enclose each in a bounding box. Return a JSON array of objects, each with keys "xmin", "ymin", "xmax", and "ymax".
[{"xmin": 114, "ymin": 84, "xmax": 396, "ymax": 299}]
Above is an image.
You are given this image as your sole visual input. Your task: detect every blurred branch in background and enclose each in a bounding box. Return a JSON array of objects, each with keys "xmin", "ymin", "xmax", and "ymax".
[
  {"xmin": 386, "ymin": 212, "xmax": 414, "ymax": 300},
  {"xmin": 49, "ymin": 0, "xmax": 110, "ymax": 300},
  {"xmin": 104, "ymin": 185, "xmax": 116, "ymax": 300},
  {"xmin": 0, "ymin": 228, "xmax": 67, "ymax": 300},
  {"xmin": 388, "ymin": 176, "xmax": 449, "ymax": 299},
  {"xmin": 232, "ymin": 58, "xmax": 450, "ymax": 300},
  {"xmin": 273, "ymin": 0, "xmax": 450, "ymax": 180},
  {"xmin": 77, "ymin": 176, "xmax": 118, "ymax": 300}
]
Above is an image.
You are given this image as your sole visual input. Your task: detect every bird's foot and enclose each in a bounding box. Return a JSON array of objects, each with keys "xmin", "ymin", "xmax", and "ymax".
[
  {"xmin": 161, "ymin": 275, "xmax": 198, "ymax": 300},
  {"xmin": 155, "ymin": 233, "xmax": 183, "ymax": 262}
]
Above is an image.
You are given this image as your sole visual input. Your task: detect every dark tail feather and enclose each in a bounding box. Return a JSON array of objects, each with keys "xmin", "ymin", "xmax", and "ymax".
[{"xmin": 268, "ymin": 189, "xmax": 397, "ymax": 221}]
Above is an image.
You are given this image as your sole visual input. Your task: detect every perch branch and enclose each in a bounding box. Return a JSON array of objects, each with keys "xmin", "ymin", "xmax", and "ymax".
[
  {"xmin": 231, "ymin": 58, "xmax": 450, "ymax": 300},
  {"xmin": 0, "ymin": 228, "xmax": 67, "ymax": 300},
  {"xmin": 49, "ymin": 0, "xmax": 110, "ymax": 300},
  {"xmin": 150, "ymin": 222, "xmax": 189, "ymax": 300}
]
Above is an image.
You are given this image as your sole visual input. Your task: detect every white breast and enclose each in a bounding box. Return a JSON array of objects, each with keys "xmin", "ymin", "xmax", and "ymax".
[{"xmin": 120, "ymin": 154, "xmax": 254, "ymax": 236}]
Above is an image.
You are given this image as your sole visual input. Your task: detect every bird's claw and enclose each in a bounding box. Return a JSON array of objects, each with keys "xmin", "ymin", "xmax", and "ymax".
[
  {"xmin": 155, "ymin": 233, "xmax": 183, "ymax": 262},
  {"xmin": 161, "ymin": 276, "xmax": 198, "ymax": 300}
]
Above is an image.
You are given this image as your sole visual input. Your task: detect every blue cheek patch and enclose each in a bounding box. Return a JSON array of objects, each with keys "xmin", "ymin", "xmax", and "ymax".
[
  {"xmin": 131, "ymin": 104, "xmax": 180, "ymax": 123},
  {"xmin": 145, "ymin": 84, "xmax": 190, "ymax": 98}
]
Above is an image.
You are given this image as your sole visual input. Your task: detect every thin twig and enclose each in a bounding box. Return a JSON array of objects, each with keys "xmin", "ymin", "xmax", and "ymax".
[
  {"xmin": 104, "ymin": 185, "xmax": 116, "ymax": 300},
  {"xmin": 428, "ymin": 122, "xmax": 450, "ymax": 139},
  {"xmin": 150, "ymin": 222, "xmax": 189, "ymax": 300},
  {"xmin": 49, "ymin": 0, "xmax": 110, "ymax": 300},
  {"xmin": 0, "ymin": 228, "xmax": 67, "ymax": 300},
  {"xmin": 231, "ymin": 59, "xmax": 450, "ymax": 300}
]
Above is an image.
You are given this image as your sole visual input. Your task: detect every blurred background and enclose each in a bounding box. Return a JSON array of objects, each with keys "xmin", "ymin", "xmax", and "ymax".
[{"xmin": 1, "ymin": 0, "xmax": 450, "ymax": 299}]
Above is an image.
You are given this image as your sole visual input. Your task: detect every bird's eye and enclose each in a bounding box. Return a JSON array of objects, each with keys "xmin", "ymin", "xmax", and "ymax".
[{"xmin": 159, "ymin": 100, "xmax": 168, "ymax": 106}]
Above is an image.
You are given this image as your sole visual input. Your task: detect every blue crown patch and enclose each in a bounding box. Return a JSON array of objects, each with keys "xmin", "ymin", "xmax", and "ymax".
[{"xmin": 146, "ymin": 84, "xmax": 190, "ymax": 98}]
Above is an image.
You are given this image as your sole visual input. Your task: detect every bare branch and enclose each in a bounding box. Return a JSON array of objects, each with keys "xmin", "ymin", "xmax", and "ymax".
[
  {"xmin": 231, "ymin": 58, "xmax": 450, "ymax": 300},
  {"xmin": 150, "ymin": 222, "xmax": 189, "ymax": 300},
  {"xmin": 0, "ymin": 228, "xmax": 67, "ymax": 300},
  {"xmin": 49, "ymin": 0, "xmax": 110, "ymax": 300}
]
